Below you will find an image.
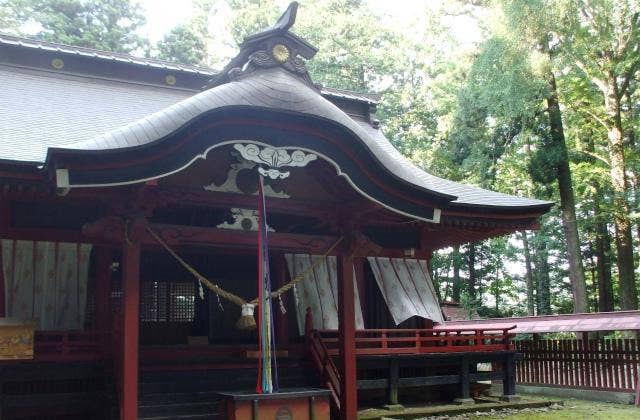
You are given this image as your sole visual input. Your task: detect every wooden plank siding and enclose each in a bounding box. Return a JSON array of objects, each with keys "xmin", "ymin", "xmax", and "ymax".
[{"xmin": 515, "ymin": 339, "xmax": 640, "ymax": 392}]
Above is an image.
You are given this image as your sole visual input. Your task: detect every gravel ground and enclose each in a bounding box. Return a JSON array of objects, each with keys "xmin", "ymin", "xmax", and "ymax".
[{"xmin": 414, "ymin": 396, "xmax": 639, "ymax": 420}]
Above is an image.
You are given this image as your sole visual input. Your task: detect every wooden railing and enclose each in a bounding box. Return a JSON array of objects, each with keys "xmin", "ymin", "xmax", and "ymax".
[
  {"xmin": 307, "ymin": 330, "xmax": 341, "ymax": 410},
  {"xmin": 34, "ymin": 330, "xmax": 105, "ymax": 362},
  {"xmin": 516, "ymin": 339, "xmax": 640, "ymax": 393},
  {"xmin": 314, "ymin": 327, "xmax": 516, "ymax": 356}
]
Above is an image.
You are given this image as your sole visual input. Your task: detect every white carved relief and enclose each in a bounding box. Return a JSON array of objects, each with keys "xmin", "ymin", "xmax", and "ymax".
[
  {"xmin": 203, "ymin": 160, "xmax": 289, "ymax": 198},
  {"xmin": 233, "ymin": 143, "xmax": 317, "ymax": 179},
  {"xmin": 216, "ymin": 208, "xmax": 275, "ymax": 232},
  {"xmin": 258, "ymin": 167, "xmax": 290, "ymax": 179}
]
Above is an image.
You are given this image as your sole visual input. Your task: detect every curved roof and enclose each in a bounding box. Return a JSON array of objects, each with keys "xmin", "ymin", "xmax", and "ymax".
[{"xmin": 49, "ymin": 66, "xmax": 550, "ymax": 215}]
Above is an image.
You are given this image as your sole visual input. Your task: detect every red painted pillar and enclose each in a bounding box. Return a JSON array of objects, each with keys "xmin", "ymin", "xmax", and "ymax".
[
  {"xmin": 338, "ymin": 252, "xmax": 357, "ymax": 420},
  {"xmin": 121, "ymin": 240, "xmax": 140, "ymax": 420}
]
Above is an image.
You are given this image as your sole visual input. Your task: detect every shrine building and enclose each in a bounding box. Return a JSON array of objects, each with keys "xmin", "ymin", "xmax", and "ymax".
[{"xmin": 0, "ymin": 3, "xmax": 552, "ymax": 419}]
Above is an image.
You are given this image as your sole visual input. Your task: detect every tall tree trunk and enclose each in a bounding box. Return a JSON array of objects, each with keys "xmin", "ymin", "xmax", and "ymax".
[
  {"xmin": 586, "ymin": 132, "xmax": 615, "ymax": 313},
  {"xmin": 625, "ymin": 90, "xmax": 640, "ymax": 248},
  {"xmin": 452, "ymin": 245, "xmax": 461, "ymax": 302},
  {"xmin": 547, "ymin": 73, "xmax": 589, "ymax": 313},
  {"xmin": 604, "ymin": 71, "xmax": 638, "ymax": 310},
  {"xmin": 468, "ymin": 243, "xmax": 476, "ymax": 303},
  {"xmin": 594, "ymin": 197, "xmax": 614, "ymax": 312},
  {"xmin": 521, "ymin": 231, "xmax": 535, "ymax": 315},
  {"xmin": 535, "ymin": 240, "xmax": 551, "ymax": 315}
]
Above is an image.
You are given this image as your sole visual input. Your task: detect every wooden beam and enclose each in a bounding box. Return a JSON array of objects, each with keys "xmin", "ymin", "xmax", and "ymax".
[
  {"xmin": 357, "ymin": 374, "xmax": 462, "ymax": 390},
  {"xmin": 121, "ymin": 239, "xmax": 140, "ymax": 420},
  {"xmin": 337, "ymin": 250, "xmax": 357, "ymax": 420},
  {"xmin": 83, "ymin": 217, "xmax": 342, "ymax": 255},
  {"xmin": 3, "ymin": 228, "xmax": 94, "ymax": 244},
  {"xmin": 70, "ymin": 187, "xmax": 340, "ymax": 220}
]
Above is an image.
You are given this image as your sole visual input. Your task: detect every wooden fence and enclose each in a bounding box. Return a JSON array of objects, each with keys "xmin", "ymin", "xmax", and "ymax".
[{"xmin": 515, "ymin": 339, "xmax": 640, "ymax": 392}]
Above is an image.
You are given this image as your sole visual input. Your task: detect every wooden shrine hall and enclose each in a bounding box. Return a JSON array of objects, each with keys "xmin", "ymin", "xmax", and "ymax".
[{"xmin": 0, "ymin": 3, "xmax": 552, "ymax": 419}]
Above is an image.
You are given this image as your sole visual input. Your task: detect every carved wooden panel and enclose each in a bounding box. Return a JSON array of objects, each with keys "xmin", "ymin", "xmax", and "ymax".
[{"xmin": 0, "ymin": 319, "xmax": 35, "ymax": 360}]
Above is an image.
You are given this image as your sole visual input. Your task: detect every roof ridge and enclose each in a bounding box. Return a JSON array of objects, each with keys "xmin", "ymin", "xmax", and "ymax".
[
  {"xmin": 0, "ymin": 32, "xmax": 380, "ymax": 104},
  {"xmin": 0, "ymin": 32, "xmax": 217, "ymax": 75}
]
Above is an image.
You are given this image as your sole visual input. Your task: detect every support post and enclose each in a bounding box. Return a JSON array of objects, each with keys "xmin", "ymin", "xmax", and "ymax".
[
  {"xmin": 453, "ymin": 356, "xmax": 473, "ymax": 404},
  {"xmin": 337, "ymin": 251, "xmax": 357, "ymax": 420},
  {"xmin": 387, "ymin": 359, "xmax": 399, "ymax": 406},
  {"xmin": 94, "ymin": 247, "xmax": 112, "ymax": 339},
  {"xmin": 121, "ymin": 239, "xmax": 140, "ymax": 420},
  {"xmin": 501, "ymin": 353, "xmax": 519, "ymax": 402}
]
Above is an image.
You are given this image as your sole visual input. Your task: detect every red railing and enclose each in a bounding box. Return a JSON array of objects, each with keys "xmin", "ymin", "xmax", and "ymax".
[
  {"xmin": 313, "ymin": 327, "xmax": 516, "ymax": 356},
  {"xmin": 33, "ymin": 330, "xmax": 106, "ymax": 361},
  {"xmin": 307, "ymin": 330, "xmax": 341, "ymax": 410},
  {"xmin": 516, "ymin": 339, "xmax": 640, "ymax": 393}
]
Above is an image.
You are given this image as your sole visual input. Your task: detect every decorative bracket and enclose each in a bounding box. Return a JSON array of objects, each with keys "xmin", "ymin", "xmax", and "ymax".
[
  {"xmin": 233, "ymin": 143, "xmax": 317, "ymax": 179},
  {"xmin": 216, "ymin": 208, "xmax": 275, "ymax": 232},
  {"xmin": 203, "ymin": 159, "xmax": 289, "ymax": 198}
]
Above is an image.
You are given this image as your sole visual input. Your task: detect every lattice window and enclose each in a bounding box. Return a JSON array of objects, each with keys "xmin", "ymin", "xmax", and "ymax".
[
  {"xmin": 169, "ymin": 282, "xmax": 195, "ymax": 322},
  {"xmin": 84, "ymin": 291, "xmax": 95, "ymax": 329},
  {"xmin": 139, "ymin": 281, "xmax": 195, "ymax": 322},
  {"xmin": 111, "ymin": 277, "xmax": 122, "ymax": 317},
  {"xmin": 140, "ymin": 282, "xmax": 168, "ymax": 322}
]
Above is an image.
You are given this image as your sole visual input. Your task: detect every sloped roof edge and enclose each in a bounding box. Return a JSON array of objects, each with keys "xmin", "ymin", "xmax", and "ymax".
[
  {"xmin": 0, "ymin": 33, "xmax": 379, "ymax": 105},
  {"xmin": 44, "ymin": 67, "xmax": 552, "ymax": 216}
]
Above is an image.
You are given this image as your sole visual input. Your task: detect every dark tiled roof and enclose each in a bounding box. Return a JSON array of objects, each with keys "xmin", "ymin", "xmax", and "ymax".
[
  {"xmin": 0, "ymin": 35, "xmax": 551, "ymax": 212},
  {"xmin": 320, "ymin": 86, "xmax": 380, "ymax": 104},
  {"xmin": 0, "ymin": 65, "xmax": 191, "ymax": 162},
  {"xmin": 51, "ymin": 66, "xmax": 551, "ymax": 210},
  {"xmin": 0, "ymin": 34, "xmax": 379, "ymax": 103},
  {"xmin": 0, "ymin": 33, "xmax": 216, "ymax": 75}
]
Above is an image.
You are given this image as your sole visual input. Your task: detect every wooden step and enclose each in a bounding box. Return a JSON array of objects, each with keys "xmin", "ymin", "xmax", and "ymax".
[
  {"xmin": 139, "ymin": 391, "xmax": 221, "ymax": 405},
  {"xmin": 139, "ymin": 401, "xmax": 221, "ymax": 418}
]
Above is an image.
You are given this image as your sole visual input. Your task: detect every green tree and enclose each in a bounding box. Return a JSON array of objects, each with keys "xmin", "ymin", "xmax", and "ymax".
[
  {"xmin": 155, "ymin": 0, "xmax": 214, "ymax": 65},
  {"xmin": 0, "ymin": 0, "xmax": 20, "ymax": 32},
  {"xmin": 156, "ymin": 23, "xmax": 207, "ymax": 65},
  {"xmin": 3, "ymin": 0, "xmax": 148, "ymax": 53},
  {"xmin": 561, "ymin": 0, "xmax": 640, "ymax": 310},
  {"xmin": 498, "ymin": 0, "xmax": 589, "ymax": 314}
]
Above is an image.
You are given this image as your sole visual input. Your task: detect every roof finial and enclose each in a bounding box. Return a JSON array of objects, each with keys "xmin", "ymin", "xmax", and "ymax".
[
  {"xmin": 272, "ymin": 2, "xmax": 298, "ymax": 32},
  {"xmin": 206, "ymin": 2, "xmax": 318, "ymax": 89}
]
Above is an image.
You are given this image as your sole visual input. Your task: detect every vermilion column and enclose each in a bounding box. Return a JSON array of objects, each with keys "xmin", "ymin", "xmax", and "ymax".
[
  {"xmin": 338, "ymin": 252, "xmax": 357, "ymax": 420},
  {"xmin": 121, "ymin": 240, "xmax": 140, "ymax": 420}
]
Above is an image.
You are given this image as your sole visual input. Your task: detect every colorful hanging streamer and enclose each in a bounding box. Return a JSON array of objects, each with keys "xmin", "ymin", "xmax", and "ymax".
[{"xmin": 256, "ymin": 175, "xmax": 278, "ymax": 393}]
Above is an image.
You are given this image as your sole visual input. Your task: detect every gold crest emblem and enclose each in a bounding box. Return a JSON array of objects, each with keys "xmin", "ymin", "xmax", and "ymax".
[{"xmin": 272, "ymin": 44, "xmax": 290, "ymax": 63}]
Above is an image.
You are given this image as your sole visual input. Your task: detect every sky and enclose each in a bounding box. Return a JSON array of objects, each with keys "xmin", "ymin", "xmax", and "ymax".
[{"xmin": 137, "ymin": 0, "xmax": 484, "ymax": 47}]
